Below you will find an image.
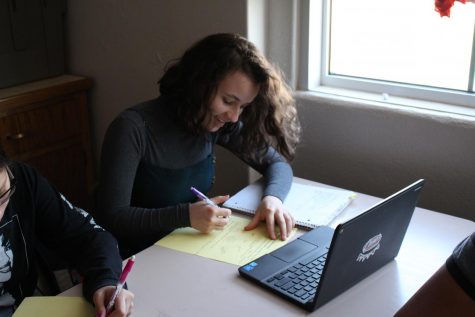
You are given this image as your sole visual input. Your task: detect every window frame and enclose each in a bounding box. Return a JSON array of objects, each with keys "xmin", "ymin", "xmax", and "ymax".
[{"xmin": 303, "ymin": 0, "xmax": 475, "ymax": 110}]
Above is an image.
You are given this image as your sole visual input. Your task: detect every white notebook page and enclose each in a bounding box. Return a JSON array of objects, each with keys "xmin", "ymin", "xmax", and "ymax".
[{"xmin": 223, "ymin": 179, "xmax": 356, "ymax": 229}]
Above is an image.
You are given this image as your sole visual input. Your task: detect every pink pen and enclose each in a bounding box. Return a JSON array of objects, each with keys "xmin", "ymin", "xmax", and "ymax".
[{"xmin": 105, "ymin": 255, "xmax": 136, "ymax": 314}]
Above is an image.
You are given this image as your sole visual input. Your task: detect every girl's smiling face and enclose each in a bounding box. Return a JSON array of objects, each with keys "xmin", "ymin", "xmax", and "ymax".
[{"xmin": 203, "ymin": 70, "xmax": 259, "ymax": 132}]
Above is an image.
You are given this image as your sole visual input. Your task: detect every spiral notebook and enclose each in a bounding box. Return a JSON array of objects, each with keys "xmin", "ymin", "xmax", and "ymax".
[{"xmin": 223, "ymin": 178, "xmax": 356, "ymax": 229}]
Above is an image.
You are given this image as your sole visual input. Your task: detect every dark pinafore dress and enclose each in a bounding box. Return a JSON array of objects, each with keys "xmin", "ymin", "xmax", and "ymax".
[{"xmin": 120, "ymin": 137, "xmax": 217, "ymax": 258}]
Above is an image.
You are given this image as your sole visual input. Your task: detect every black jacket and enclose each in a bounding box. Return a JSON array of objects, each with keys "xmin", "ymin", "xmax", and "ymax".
[{"xmin": 1, "ymin": 162, "xmax": 122, "ymax": 306}]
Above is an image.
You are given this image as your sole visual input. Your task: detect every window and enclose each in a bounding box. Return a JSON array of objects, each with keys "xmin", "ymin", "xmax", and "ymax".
[{"xmin": 308, "ymin": 0, "xmax": 475, "ymax": 108}]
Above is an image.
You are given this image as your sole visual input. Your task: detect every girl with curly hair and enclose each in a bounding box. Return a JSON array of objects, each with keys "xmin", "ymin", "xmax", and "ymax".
[{"xmin": 97, "ymin": 33, "xmax": 301, "ymax": 258}]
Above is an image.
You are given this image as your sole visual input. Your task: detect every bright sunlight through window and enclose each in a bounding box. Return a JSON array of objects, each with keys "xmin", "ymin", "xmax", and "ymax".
[{"xmin": 317, "ymin": 0, "xmax": 475, "ymax": 107}]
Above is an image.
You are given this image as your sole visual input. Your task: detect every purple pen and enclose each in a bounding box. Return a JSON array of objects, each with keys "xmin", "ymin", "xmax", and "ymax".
[{"xmin": 190, "ymin": 186, "xmax": 219, "ymax": 207}]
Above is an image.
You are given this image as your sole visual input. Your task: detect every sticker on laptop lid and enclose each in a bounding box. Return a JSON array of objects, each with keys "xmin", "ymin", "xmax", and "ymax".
[{"xmin": 356, "ymin": 233, "xmax": 382, "ymax": 262}]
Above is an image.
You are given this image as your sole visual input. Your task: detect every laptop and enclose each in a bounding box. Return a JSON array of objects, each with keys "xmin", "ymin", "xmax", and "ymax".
[{"xmin": 238, "ymin": 179, "xmax": 425, "ymax": 312}]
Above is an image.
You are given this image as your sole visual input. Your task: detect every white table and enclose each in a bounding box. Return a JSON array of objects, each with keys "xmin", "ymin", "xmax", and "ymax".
[{"xmin": 61, "ymin": 180, "xmax": 475, "ymax": 316}]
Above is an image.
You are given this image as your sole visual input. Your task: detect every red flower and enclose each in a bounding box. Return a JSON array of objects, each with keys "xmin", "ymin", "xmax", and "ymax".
[{"xmin": 435, "ymin": 0, "xmax": 467, "ymax": 17}]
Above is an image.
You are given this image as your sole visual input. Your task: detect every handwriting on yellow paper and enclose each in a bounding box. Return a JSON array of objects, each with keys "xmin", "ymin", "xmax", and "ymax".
[
  {"xmin": 156, "ymin": 216, "xmax": 295, "ymax": 266},
  {"xmin": 13, "ymin": 297, "xmax": 94, "ymax": 317}
]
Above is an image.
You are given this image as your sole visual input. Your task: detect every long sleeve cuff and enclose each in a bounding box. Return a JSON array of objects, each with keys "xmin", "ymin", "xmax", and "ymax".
[{"xmin": 263, "ymin": 161, "xmax": 293, "ymax": 202}]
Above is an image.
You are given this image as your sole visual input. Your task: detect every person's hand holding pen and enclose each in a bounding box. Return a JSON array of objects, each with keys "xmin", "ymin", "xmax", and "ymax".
[
  {"xmin": 93, "ymin": 287, "xmax": 134, "ymax": 317},
  {"xmin": 93, "ymin": 256, "xmax": 136, "ymax": 317},
  {"xmin": 189, "ymin": 187, "xmax": 232, "ymax": 233}
]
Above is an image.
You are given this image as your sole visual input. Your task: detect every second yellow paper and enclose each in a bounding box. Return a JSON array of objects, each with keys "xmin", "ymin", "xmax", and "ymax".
[
  {"xmin": 156, "ymin": 216, "xmax": 295, "ymax": 266},
  {"xmin": 13, "ymin": 296, "xmax": 94, "ymax": 317}
]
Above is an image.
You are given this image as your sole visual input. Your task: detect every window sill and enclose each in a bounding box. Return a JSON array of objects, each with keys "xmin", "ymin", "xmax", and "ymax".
[{"xmin": 296, "ymin": 86, "xmax": 475, "ymax": 122}]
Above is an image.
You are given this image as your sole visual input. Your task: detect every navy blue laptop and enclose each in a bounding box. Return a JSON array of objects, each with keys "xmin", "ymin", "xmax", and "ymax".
[{"xmin": 238, "ymin": 179, "xmax": 425, "ymax": 312}]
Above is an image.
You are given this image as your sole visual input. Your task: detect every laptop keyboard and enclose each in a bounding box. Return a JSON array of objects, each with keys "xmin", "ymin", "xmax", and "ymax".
[{"xmin": 265, "ymin": 252, "xmax": 328, "ymax": 302}]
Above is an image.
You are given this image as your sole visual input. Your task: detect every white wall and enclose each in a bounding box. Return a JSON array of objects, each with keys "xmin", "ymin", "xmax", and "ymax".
[
  {"xmin": 66, "ymin": 0, "xmax": 250, "ymax": 195},
  {"xmin": 292, "ymin": 93, "xmax": 475, "ymax": 221},
  {"xmin": 67, "ymin": 0, "xmax": 475, "ymax": 220},
  {"xmin": 262, "ymin": 1, "xmax": 475, "ymax": 221}
]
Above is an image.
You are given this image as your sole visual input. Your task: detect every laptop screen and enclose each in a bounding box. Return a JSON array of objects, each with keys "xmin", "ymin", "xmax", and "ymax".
[{"xmin": 239, "ymin": 179, "xmax": 425, "ymax": 312}]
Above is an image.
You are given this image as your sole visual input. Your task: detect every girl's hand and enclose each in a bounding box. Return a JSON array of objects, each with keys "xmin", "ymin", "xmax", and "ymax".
[
  {"xmin": 244, "ymin": 195, "xmax": 295, "ymax": 240},
  {"xmin": 93, "ymin": 285, "xmax": 134, "ymax": 317},
  {"xmin": 189, "ymin": 195, "xmax": 232, "ymax": 233}
]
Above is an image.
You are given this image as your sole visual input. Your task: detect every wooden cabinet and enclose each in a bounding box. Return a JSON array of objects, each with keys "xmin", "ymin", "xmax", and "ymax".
[{"xmin": 0, "ymin": 75, "xmax": 94, "ymax": 209}]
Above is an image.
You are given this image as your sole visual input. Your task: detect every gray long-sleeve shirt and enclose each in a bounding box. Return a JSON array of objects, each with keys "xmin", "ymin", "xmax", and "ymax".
[{"xmin": 96, "ymin": 97, "xmax": 292, "ymax": 255}]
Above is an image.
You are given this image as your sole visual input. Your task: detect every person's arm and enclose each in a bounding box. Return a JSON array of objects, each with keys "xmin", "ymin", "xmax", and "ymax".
[
  {"xmin": 243, "ymin": 147, "xmax": 294, "ymax": 240},
  {"xmin": 217, "ymin": 125, "xmax": 293, "ymax": 201},
  {"xmin": 28, "ymin": 164, "xmax": 134, "ymax": 316},
  {"xmin": 395, "ymin": 264, "xmax": 475, "ymax": 316},
  {"xmin": 396, "ymin": 233, "xmax": 475, "ymax": 316},
  {"xmin": 217, "ymin": 128, "xmax": 294, "ymax": 240},
  {"xmin": 21, "ymin": 163, "xmax": 130, "ymax": 310},
  {"xmin": 96, "ymin": 112, "xmax": 190, "ymax": 243},
  {"xmin": 93, "ymin": 285, "xmax": 134, "ymax": 317}
]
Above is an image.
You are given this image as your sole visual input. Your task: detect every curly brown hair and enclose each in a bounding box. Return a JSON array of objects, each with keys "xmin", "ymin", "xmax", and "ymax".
[
  {"xmin": 158, "ymin": 33, "xmax": 300, "ymax": 162},
  {"xmin": 0, "ymin": 146, "xmax": 9, "ymax": 169}
]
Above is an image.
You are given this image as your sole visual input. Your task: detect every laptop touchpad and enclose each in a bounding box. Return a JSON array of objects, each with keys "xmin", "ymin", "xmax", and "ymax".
[{"xmin": 272, "ymin": 239, "xmax": 316, "ymax": 263}]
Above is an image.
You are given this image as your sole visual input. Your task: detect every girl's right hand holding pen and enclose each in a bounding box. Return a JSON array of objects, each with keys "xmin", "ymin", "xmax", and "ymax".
[{"xmin": 189, "ymin": 195, "xmax": 232, "ymax": 233}]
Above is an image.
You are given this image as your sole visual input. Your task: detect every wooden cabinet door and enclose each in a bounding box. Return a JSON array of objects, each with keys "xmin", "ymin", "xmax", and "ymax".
[
  {"xmin": 11, "ymin": 96, "xmax": 83, "ymax": 155},
  {"xmin": 0, "ymin": 112, "xmax": 24, "ymax": 156},
  {"xmin": 25, "ymin": 143, "xmax": 89, "ymax": 209},
  {"xmin": 0, "ymin": 75, "xmax": 94, "ymax": 210}
]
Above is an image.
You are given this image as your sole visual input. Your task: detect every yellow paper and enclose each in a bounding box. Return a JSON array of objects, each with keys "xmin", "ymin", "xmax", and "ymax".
[
  {"xmin": 13, "ymin": 296, "xmax": 94, "ymax": 317},
  {"xmin": 156, "ymin": 216, "xmax": 295, "ymax": 265}
]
